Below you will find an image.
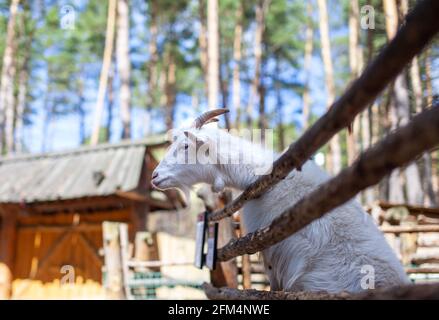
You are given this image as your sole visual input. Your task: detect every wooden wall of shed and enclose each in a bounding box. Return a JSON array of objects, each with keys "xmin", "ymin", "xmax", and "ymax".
[
  {"xmin": 0, "ymin": 205, "xmax": 17, "ymax": 299},
  {"xmin": 12, "ymin": 208, "xmax": 133, "ymax": 285}
]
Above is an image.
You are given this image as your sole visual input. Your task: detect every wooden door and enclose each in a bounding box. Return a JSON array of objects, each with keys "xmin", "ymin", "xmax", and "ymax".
[{"xmin": 12, "ymin": 209, "xmax": 131, "ymax": 299}]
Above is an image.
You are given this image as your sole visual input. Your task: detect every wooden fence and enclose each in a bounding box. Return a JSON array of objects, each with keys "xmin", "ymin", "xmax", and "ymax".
[{"xmin": 203, "ymin": 0, "xmax": 439, "ymax": 300}]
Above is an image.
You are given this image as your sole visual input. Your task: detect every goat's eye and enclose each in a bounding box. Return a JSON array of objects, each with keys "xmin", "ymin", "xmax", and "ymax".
[{"xmin": 183, "ymin": 144, "xmax": 189, "ymax": 150}]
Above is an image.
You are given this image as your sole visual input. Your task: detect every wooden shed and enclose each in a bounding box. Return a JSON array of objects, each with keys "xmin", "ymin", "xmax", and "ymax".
[{"xmin": 0, "ymin": 139, "xmax": 182, "ymax": 299}]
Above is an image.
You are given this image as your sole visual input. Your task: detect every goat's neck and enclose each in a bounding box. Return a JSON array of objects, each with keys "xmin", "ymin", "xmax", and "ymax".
[{"xmin": 214, "ymin": 133, "xmax": 277, "ymax": 191}]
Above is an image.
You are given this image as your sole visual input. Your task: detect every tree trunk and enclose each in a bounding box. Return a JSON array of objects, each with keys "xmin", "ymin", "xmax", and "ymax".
[
  {"xmin": 165, "ymin": 48, "xmax": 176, "ymax": 131},
  {"xmin": 357, "ymin": 49, "xmax": 374, "ymax": 205},
  {"xmin": 146, "ymin": 0, "xmax": 158, "ymax": 108},
  {"xmin": 388, "ymin": 93, "xmax": 405, "ymax": 203},
  {"xmin": 371, "ymin": 17, "xmax": 391, "ymax": 200},
  {"xmin": 207, "ymin": 0, "xmax": 219, "ymax": 110},
  {"xmin": 302, "ymin": 1, "xmax": 314, "ymax": 131},
  {"xmin": 15, "ymin": 66, "xmax": 27, "ymax": 153},
  {"xmin": 232, "ymin": 1, "xmax": 243, "ymax": 129},
  {"xmin": 15, "ymin": 5, "xmax": 33, "ymax": 154},
  {"xmin": 0, "ymin": 0, "xmax": 20, "ymax": 154},
  {"xmin": 246, "ymin": 0, "xmax": 270, "ymax": 128},
  {"xmin": 317, "ymin": 0, "xmax": 341, "ymax": 174},
  {"xmin": 258, "ymin": 82, "xmax": 266, "ymax": 142},
  {"xmin": 411, "ymin": 55, "xmax": 436, "ymax": 205},
  {"xmin": 402, "ymin": 0, "xmax": 436, "ymax": 207},
  {"xmin": 424, "ymin": 49, "xmax": 438, "ymax": 205},
  {"xmin": 219, "ymin": 58, "xmax": 231, "ymax": 130},
  {"xmin": 145, "ymin": 0, "xmax": 158, "ymax": 135},
  {"xmin": 383, "ymin": 1, "xmax": 405, "ymax": 204},
  {"xmin": 117, "ymin": 0, "xmax": 131, "ymax": 139},
  {"xmin": 105, "ymin": 61, "xmax": 115, "ymax": 142},
  {"xmin": 78, "ymin": 79, "xmax": 86, "ymax": 145},
  {"xmin": 199, "ymin": 0, "xmax": 209, "ymax": 100},
  {"xmin": 41, "ymin": 95, "xmax": 52, "ymax": 153},
  {"xmin": 347, "ymin": 0, "xmax": 360, "ymax": 166},
  {"xmin": 257, "ymin": 2, "xmax": 270, "ymax": 138},
  {"xmin": 90, "ymin": 0, "xmax": 116, "ymax": 145},
  {"xmin": 410, "ymin": 57, "xmax": 422, "ymax": 114},
  {"xmin": 275, "ymin": 59, "xmax": 285, "ymax": 151},
  {"xmin": 346, "ymin": 0, "xmax": 373, "ymax": 204},
  {"xmin": 384, "ymin": 0, "xmax": 423, "ymax": 205}
]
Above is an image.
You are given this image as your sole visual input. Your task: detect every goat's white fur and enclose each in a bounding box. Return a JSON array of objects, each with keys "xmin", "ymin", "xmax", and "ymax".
[{"xmin": 152, "ymin": 126, "xmax": 409, "ymax": 293}]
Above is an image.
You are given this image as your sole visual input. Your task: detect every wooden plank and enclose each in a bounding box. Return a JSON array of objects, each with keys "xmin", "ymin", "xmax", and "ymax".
[
  {"xmin": 35, "ymin": 230, "xmax": 72, "ymax": 278},
  {"xmin": 412, "ymin": 257, "xmax": 439, "ymax": 265},
  {"xmin": 126, "ymin": 260, "xmax": 193, "ymax": 268},
  {"xmin": 18, "ymin": 209, "xmax": 131, "ymax": 225},
  {"xmin": 78, "ymin": 232, "xmax": 104, "ymax": 268},
  {"xmin": 241, "ymin": 255, "xmax": 252, "ymax": 289},
  {"xmin": 130, "ymin": 203, "xmax": 148, "ymax": 233},
  {"xmin": 203, "ymin": 282, "xmax": 439, "ymax": 300},
  {"xmin": 102, "ymin": 222, "xmax": 124, "ymax": 299},
  {"xmin": 25, "ymin": 196, "xmax": 132, "ymax": 214},
  {"xmin": 406, "ymin": 267, "xmax": 439, "ymax": 274},
  {"xmin": 133, "ymin": 232, "xmax": 160, "ymax": 272},
  {"xmin": 235, "ymin": 214, "xmax": 251, "ymax": 289},
  {"xmin": 203, "ymin": 282, "xmax": 349, "ymax": 300},
  {"xmin": 18, "ymin": 223, "xmax": 105, "ymax": 233},
  {"xmin": 118, "ymin": 223, "xmax": 132, "ymax": 300},
  {"xmin": 378, "ymin": 201, "xmax": 439, "ymax": 217},
  {"xmin": 381, "ymin": 225, "xmax": 439, "ymax": 234},
  {"xmin": 0, "ymin": 206, "xmax": 17, "ymax": 299}
]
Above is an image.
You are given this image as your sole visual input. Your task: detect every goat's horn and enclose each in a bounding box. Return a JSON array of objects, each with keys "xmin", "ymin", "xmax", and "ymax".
[
  {"xmin": 204, "ymin": 118, "xmax": 219, "ymax": 125},
  {"xmin": 192, "ymin": 108, "xmax": 229, "ymax": 129}
]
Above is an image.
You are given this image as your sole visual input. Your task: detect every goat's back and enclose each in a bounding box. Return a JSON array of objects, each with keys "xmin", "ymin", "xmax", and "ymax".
[{"xmin": 241, "ymin": 161, "xmax": 408, "ymax": 293}]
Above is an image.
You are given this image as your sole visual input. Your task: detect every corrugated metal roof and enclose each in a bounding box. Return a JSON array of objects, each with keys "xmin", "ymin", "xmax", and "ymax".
[{"xmin": 0, "ymin": 139, "xmax": 166, "ymax": 203}]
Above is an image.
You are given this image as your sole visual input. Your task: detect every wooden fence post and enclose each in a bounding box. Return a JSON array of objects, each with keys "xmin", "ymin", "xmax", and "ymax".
[
  {"xmin": 197, "ymin": 186, "xmax": 239, "ymax": 288},
  {"xmin": 119, "ymin": 223, "xmax": 133, "ymax": 300},
  {"xmin": 236, "ymin": 214, "xmax": 252, "ymax": 289},
  {"xmin": 211, "ymin": 216, "xmax": 239, "ymax": 288},
  {"xmin": 134, "ymin": 232, "xmax": 160, "ymax": 272},
  {"xmin": 102, "ymin": 221, "xmax": 125, "ymax": 300}
]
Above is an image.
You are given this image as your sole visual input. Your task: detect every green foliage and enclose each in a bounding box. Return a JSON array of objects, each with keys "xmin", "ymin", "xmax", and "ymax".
[
  {"xmin": 29, "ymin": 0, "xmax": 108, "ymax": 118},
  {"xmin": 83, "ymin": 126, "xmax": 108, "ymax": 144},
  {"xmin": 265, "ymin": 0, "xmax": 306, "ymax": 65}
]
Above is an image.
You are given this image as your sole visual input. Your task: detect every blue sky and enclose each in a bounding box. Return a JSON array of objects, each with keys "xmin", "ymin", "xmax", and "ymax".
[{"xmin": 15, "ymin": 0, "xmax": 439, "ymax": 154}]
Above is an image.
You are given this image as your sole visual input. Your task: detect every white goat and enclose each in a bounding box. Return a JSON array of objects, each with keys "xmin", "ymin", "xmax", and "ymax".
[{"xmin": 152, "ymin": 109, "xmax": 409, "ymax": 293}]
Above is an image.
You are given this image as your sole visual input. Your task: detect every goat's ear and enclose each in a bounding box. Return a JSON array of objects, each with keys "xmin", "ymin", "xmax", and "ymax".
[
  {"xmin": 184, "ymin": 131, "xmax": 208, "ymax": 145},
  {"xmin": 184, "ymin": 130, "xmax": 197, "ymax": 142}
]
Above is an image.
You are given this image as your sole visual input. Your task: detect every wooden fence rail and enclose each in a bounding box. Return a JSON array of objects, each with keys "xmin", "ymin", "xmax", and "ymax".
[
  {"xmin": 406, "ymin": 268, "xmax": 439, "ymax": 274},
  {"xmin": 381, "ymin": 225, "xmax": 439, "ymax": 234},
  {"xmin": 203, "ymin": 282, "xmax": 439, "ymax": 300},
  {"xmin": 208, "ymin": 0, "xmax": 439, "ymax": 223},
  {"xmin": 217, "ymin": 105, "xmax": 439, "ymax": 262}
]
